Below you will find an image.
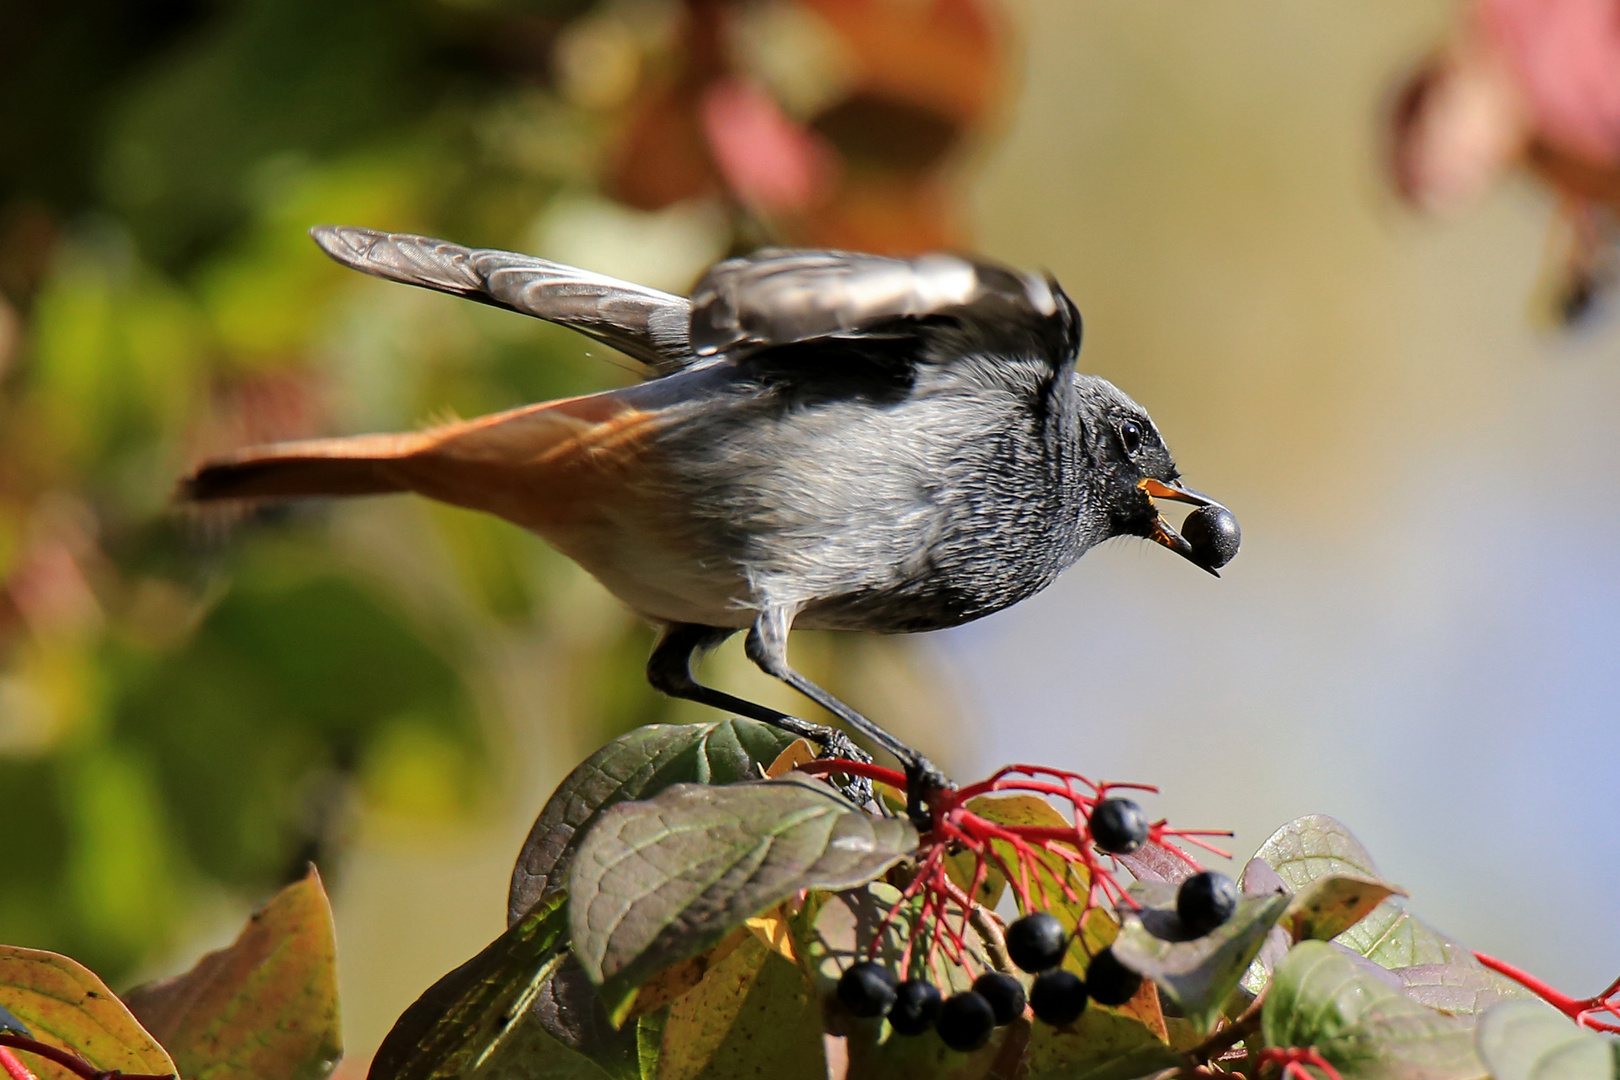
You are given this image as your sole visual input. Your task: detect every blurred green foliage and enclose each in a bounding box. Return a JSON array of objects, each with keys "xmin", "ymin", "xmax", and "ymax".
[
  {"xmin": 0, "ymin": 0, "xmax": 980, "ymax": 984},
  {"xmin": 0, "ymin": 0, "xmax": 675, "ymax": 982}
]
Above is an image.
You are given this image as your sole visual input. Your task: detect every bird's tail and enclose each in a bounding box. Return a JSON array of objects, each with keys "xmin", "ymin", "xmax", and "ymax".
[{"xmin": 181, "ymin": 432, "xmax": 432, "ymax": 502}]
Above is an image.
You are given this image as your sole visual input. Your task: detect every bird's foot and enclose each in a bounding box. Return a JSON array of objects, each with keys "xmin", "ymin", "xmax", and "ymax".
[
  {"xmin": 904, "ymin": 756, "xmax": 954, "ymax": 832},
  {"xmin": 813, "ymin": 731, "xmax": 875, "ymax": 806}
]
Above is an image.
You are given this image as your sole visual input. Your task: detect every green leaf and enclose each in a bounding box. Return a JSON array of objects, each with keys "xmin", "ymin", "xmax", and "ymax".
[
  {"xmin": 0, "ymin": 944, "xmax": 176, "ymax": 1080},
  {"xmin": 464, "ymin": 1010, "xmax": 617, "ymax": 1080},
  {"xmin": 1474, "ymin": 1001, "xmax": 1618, "ymax": 1080},
  {"xmin": 509, "ymin": 721, "xmax": 798, "ymax": 924},
  {"xmin": 1263, "ymin": 940, "xmax": 1488, "ymax": 1080},
  {"xmin": 529, "ymin": 956, "xmax": 641, "ymax": 1080},
  {"xmin": 636, "ymin": 1010, "xmax": 667, "ymax": 1080},
  {"xmin": 1253, "ymin": 815, "xmax": 1474, "ymax": 969},
  {"xmin": 1111, "ymin": 890, "xmax": 1291, "ymax": 1033},
  {"xmin": 653, "ymin": 934, "xmax": 826, "ymax": 1080},
  {"xmin": 368, "ymin": 894, "xmax": 571, "ymax": 1080},
  {"xmin": 1284, "ymin": 873, "xmax": 1404, "ymax": 943},
  {"xmin": 124, "ymin": 868, "xmax": 342, "ymax": 1080},
  {"xmin": 568, "ymin": 779, "xmax": 916, "ymax": 1021}
]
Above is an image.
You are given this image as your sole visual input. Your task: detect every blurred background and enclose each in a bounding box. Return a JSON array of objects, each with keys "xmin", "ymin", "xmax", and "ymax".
[{"xmin": 2, "ymin": 0, "xmax": 1617, "ymax": 1068}]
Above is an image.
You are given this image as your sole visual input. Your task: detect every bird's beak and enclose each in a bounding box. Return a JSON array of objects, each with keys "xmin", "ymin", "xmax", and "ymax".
[{"xmin": 1138, "ymin": 478, "xmax": 1222, "ymax": 577}]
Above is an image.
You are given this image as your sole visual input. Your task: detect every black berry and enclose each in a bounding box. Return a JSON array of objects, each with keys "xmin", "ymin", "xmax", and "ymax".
[
  {"xmin": 936, "ymin": 991, "xmax": 996, "ymax": 1052},
  {"xmin": 1006, "ymin": 911, "xmax": 1068, "ymax": 973},
  {"xmin": 888, "ymin": 979, "xmax": 942, "ymax": 1036},
  {"xmin": 837, "ymin": 961, "xmax": 897, "ymax": 1017},
  {"xmin": 972, "ymin": 972, "xmax": 1026, "ymax": 1025},
  {"xmin": 1176, "ymin": 870, "xmax": 1239, "ymax": 937},
  {"xmin": 1030, "ymin": 969, "xmax": 1088, "ymax": 1026},
  {"xmin": 1182, "ymin": 505, "xmax": 1240, "ymax": 570},
  {"xmin": 1089, "ymin": 798, "xmax": 1149, "ymax": 855},
  {"xmin": 1084, "ymin": 947, "xmax": 1142, "ymax": 1007}
]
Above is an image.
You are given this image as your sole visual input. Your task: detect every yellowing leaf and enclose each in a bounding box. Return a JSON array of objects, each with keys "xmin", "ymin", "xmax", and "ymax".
[
  {"xmin": 763, "ymin": 740, "xmax": 817, "ymax": 778},
  {"xmin": 0, "ymin": 947, "xmax": 175, "ymax": 1080},
  {"xmin": 624, "ymin": 929, "xmax": 750, "ymax": 1022},
  {"xmin": 744, "ymin": 906, "xmax": 798, "ymax": 962},
  {"xmin": 656, "ymin": 936, "xmax": 825, "ymax": 1080},
  {"xmin": 123, "ymin": 868, "xmax": 341, "ymax": 1080},
  {"xmin": 1284, "ymin": 873, "xmax": 1405, "ymax": 943}
]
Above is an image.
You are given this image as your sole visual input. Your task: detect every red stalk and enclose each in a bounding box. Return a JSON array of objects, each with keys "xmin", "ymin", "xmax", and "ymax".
[{"xmin": 1474, "ymin": 953, "xmax": 1620, "ymax": 1033}]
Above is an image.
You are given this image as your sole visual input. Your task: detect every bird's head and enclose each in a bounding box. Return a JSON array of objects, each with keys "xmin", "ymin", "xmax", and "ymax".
[{"xmin": 1075, "ymin": 377, "xmax": 1240, "ymax": 576}]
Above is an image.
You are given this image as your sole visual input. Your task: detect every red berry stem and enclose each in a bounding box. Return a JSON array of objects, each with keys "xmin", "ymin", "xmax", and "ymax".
[
  {"xmin": 795, "ymin": 759, "xmax": 905, "ymax": 787},
  {"xmin": 804, "ymin": 757, "xmax": 1228, "ymax": 990},
  {"xmin": 0, "ymin": 1048, "xmax": 38, "ymax": 1080},
  {"xmin": 0, "ymin": 1036, "xmax": 174, "ymax": 1080},
  {"xmin": 1257, "ymin": 1046, "xmax": 1343, "ymax": 1080},
  {"xmin": 1473, "ymin": 953, "xmax": 1620, "ymax": 1033}
]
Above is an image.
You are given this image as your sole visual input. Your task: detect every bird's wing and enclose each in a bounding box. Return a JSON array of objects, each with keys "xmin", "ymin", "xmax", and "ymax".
[
  {"xmin": 688, "ymin": 248, "xmax": 1080, "ymax": 364},
  {"xmin": 310, "ymin": 226, "xmax": 694, "ymax": 372}
]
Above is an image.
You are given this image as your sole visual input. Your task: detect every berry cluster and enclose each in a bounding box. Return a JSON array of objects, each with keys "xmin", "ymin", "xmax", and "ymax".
[
  {"xmin": 834, "ymin": 863, "xmax": 1241, "ymax": 1052},
  {"xmin": 819, "ymin": 775, "xmax": 1243, "ymax": 1051}
]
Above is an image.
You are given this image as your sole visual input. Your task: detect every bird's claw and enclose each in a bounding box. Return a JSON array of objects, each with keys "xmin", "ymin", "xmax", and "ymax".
[
  {"xmin": 904, "ymin": 756, "xmax": 954, "ymax": 832},
  {"xmin": 815, "ymin": 731, "xmax": 875, "ymax": 806}
]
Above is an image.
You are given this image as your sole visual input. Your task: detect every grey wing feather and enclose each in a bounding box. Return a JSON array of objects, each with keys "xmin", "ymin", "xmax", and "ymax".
[
  {"xmin": 688, "ymin": 248, "xmax": 1079, "ymax": 363},
  {"xmin": 310, "ymin": 225, "xmax": 694, "ymax": 372}
]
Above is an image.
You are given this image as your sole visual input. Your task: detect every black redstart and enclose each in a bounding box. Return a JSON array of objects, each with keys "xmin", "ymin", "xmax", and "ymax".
[{"xmin": 183, "ymin": 227, "xmax": 1237, "ymax": 812}]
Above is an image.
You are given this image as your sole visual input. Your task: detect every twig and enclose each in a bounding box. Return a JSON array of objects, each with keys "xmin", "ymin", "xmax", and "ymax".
[
  {"xmin": 1177, "ymin": 991, "xmax": 1267, "ymax": 1077},
  {"xmin": 968, "ymin": 904, "xmax": 1012, "ymax": 973},
  {"xmin": 0, "ymin": 1035, "xmax": 174, "ymax": 1080}
]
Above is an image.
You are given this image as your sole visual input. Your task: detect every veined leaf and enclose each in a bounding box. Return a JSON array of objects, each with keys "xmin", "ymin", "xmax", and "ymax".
[
  {"xmin": 508, "ymin": 720, "xmax": 798, "ymax": 924},
  {"xmin": 1253, "ymin": 816, "xmax": 1475, "ymax": 970},
  {"xmin": 567, "ymin": 779, "xmax": 915, "ymax": 1022},
  {"xmin": 1263, "ymin": 940, "xmax": 1487, "ymax": 1080},
  {"xmin": 1395, "ymin": 964, "xmax": 1537, "ymax": 1016},
  {"xmin": 0, "ymin": 946, "xmax": 175, "ymax": 1080}
]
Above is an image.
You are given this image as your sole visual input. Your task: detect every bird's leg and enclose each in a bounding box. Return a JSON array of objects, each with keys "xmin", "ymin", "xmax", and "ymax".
[
  {"xmin": 744, "ymin": 609, "xmax": 953, "ymax": 830},
  {"xmin": 647, "ymin": 624, "xmax": 875, "ymax": 799}
]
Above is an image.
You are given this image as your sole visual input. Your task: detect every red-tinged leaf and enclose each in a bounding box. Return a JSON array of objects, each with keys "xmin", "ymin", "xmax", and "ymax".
[
  {"xmin": 123, "ymin": 868, "xmax": 341, "ymax": 1080},
  {"xmin": 0, "ymin": 948, "xmax": 175, "ymax": 1080},
  {"xmin": 1480, "ymin": 0, "xmax": 1620, "ymax": 169},
  {"xmin": 568, "ymin": 779, "xmax": 916, "ymax": 1022}
]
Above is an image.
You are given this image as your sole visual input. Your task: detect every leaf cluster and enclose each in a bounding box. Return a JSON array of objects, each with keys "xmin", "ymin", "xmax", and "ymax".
[
  {"xmin": 2, "ymin": 728, "xmax": 1613, "ymax": 1080},
  {"xmin": 367, "ymin": 730, "xmax": 1617, "ymax": 1080}
]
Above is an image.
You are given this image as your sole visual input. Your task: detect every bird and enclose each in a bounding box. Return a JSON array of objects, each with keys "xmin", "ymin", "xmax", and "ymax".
[{"xmin": 182, "ymin": 226, "xmax": 1236, "ymax": 819}]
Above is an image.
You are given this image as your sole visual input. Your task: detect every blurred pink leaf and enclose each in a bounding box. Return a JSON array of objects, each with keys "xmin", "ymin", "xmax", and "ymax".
[
  {"xmin": 701, "ymin": 78, "xmax": 837, "ymax": 215},
  {"xmin": 1481, "ymin": 0, "xmax": 1620, "ymax": 170}
]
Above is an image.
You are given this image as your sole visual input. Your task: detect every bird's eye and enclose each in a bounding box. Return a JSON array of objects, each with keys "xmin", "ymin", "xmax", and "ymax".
[{"xmin": 1118, "ymin": 420, "xmax": 1144, "ymax": 456}]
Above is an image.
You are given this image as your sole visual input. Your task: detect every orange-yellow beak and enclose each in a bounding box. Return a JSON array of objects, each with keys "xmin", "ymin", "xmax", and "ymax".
[{"xmin": 1138, "ymin": 478, "xmax": 1225, "ymax": 576}]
